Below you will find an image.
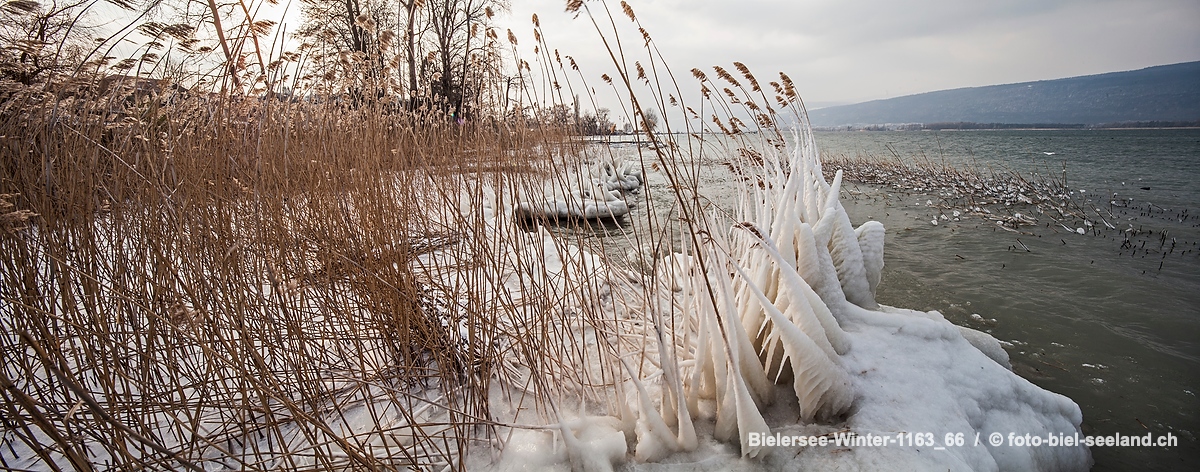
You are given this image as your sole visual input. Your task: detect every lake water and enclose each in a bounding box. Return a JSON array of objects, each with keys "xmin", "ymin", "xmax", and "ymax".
[
  {"xmin": 815, "ymin": 129, "xmax": 1200, "ymax": 471},
  {"xmin": 584, "ymin": 128, "xmax": 1198, "ymax": 470}
]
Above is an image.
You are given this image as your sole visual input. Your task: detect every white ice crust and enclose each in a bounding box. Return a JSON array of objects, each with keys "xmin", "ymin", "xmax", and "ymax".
[
  {"xmin": 468, "ymin": 129, "xmax": 1091, "ymax": 471},
  {"xmin": 514, "ymin": 159, "xmax": 643, "ymax": 221}
]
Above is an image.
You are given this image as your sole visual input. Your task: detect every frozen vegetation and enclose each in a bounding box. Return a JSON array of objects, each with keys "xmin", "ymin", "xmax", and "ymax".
[
  {"xmin": 442, "ymin": 130, "xmax": 1092, "ymax": 470},
  {"xmin": 0, "ymin": 127, "xmax": 1092, "ymax": 471},
  {"xmin": 0, "ymin": 2, "xmax": 1094, "ymax": 468}
]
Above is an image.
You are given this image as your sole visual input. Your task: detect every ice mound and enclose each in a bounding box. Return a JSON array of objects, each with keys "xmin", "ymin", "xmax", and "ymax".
[
  {"xmin": 460, "ymin": 129, "xmax": 1090, "ymax": 471},
  {"xmin": 596, "ymin": 160, "xmax": 644, "ymax": 192},
  {"xmin": 514, "ymin": 159, "xmax": 643, "ymax": 221}
]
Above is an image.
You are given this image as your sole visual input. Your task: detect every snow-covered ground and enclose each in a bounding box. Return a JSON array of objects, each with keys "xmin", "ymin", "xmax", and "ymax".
[
  {"xmin": 448, "ymin": 130, "xmax": 1090, "ymax": 471},
  {"xmin": 1, "ymin": 130, "xmax": 1091, "ymax": 471}
]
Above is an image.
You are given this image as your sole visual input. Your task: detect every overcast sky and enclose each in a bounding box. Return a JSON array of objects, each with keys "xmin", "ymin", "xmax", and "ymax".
[{"xmin": 497, "ymin": 0, "xmax": 1200, "ymax": 110}]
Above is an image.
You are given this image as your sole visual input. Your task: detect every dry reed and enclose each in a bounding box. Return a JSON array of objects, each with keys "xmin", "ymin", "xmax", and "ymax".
[{"xmin": 0, "ymin": 0, "xmax": 844, "ymax": 470}]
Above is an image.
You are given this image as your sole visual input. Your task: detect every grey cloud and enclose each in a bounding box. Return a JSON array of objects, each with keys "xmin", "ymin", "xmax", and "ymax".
[{"xmin": 506, "ymin": 0, "xmax": 1200, "ymax": 105}]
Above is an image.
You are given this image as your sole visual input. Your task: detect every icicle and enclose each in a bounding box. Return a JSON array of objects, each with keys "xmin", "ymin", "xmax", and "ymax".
[
  {"xmin": 731, "ymin": 361, "xmax": 771, "ymax": 458},
  {"xmin": 621, "ymin": 358, "xmax": 678, "ymax": 462},
  {"xmin": 647, "ymin": 253, "xmax": 696, "ymax": 452},
  {"xmin": 802, "ymin": 165, "xmax": 824, "ymax": 224},
  {"xmin": 855, "ymin": 221, "xmax": 886, "ymax": 300},
  {"xmin": 733, "ymin": 250, "xmax": 775, "ymax": 367},
  {"xmin": 688, "ymin": 288, "xmax": 713, "ymax": 409},
  {"xmin": 738, "ymin": 223, "xmax": 850, "ymax": 355},
  {"xmin": 823, "ymin": 168, "xmax": 844, "ymax": 214},
  {"xmin": 614, "ymin": 368, "xmax": 637, "ymax": 443},
  {"xmin": 804, "ymin": 217, "xmax": 854, "ymax": 310},
  {"xmin": 712, "ymin": 256, "xmax": 775, "ymax": 406},
  {"xmin": 674, "ymin": 381, "xmax": 698, "ymax": 451},
  {"xmin": 771, "ymin": 167, "xmax": 804, "ymax": 233},
  {"xmin": 690, "ymin": 287, "xmax": 725, "ymax": 406},
  {"xmin": 712, "ymin": 359, "xmax": 739, "ymax": 443},
  {"xmin": 730, "ymin": 261, "xmax": 855, "ymax": 422},
  {"xmin": 827, "ymin": 208, "xmax": 878, "ymax": 309},
  {"xmin": 686, "ymin": 247, "xmax": 773, "ymax": 453}
]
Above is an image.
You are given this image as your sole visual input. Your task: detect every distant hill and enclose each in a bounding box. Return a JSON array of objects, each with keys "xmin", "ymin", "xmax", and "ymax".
[{"xmin": 807, "ymin": 61, "xmax": 1200, "ymax": 127}]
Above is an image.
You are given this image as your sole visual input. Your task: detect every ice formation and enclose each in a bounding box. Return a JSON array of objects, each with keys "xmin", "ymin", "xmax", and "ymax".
[
  {"xmin": 514, "ymin": 159, "xmax": 643, "ymax": 221},
  {"xmin": 464, "ymin": 128, "xmax": 1092, "ymax": 471}
]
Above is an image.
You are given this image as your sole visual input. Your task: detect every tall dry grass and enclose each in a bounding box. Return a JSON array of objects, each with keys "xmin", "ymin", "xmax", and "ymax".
[
  {"xmin": 0, "ymin": 61, "xmax": 589, "ymax": 469},
  {"xmin": 0, "ymin": 0, "xmax": 830, "ymax": 469}
]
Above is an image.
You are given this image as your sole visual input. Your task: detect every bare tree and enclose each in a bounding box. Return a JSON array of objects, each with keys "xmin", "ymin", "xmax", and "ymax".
[
  {"xmin": 578, "ymin": 107, "xmax": 614, "ymax": 135},
  {"xmin": 425, "ymin": 0, "xmax": 475, "ymax": 113},
  {"xmin": 642, "ymin": 107, "xmax": 658, "ymax": 134},
  {"xmin": 295, "ymin": 0, "xmax": 503, "ymax": 113},
  {"xmin": 1, "ymin": 0, "xmax": 94, "ymax": 86},
  {"xmin": 421, "ymin": 0, "xmax": 503, "ymax": 115}
]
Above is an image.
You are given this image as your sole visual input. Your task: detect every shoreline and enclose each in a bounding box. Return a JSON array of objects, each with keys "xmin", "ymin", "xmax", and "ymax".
[{"xmin": 827, "ymin": 174, "xmax": 1200, "ymax": 471}]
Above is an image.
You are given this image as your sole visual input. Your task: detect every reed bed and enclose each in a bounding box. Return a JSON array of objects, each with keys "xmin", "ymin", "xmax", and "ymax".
[
  {"xmin": 0, "ymin": 70, "xmax": 591, "ymax": 469},
  {"xmin": 0, "ymin": 0, "xmax": 899, "ymax": 470},
  {"xmin": 821, "ymin": 150, "xmax": 1163, "ymax": 234},
  {"xmin": 821, "ymin": 151, "xmax": 1199, "ymax": 273},
  {"xmin": 820, "ymin": 152, "xmax": 1089, "ymax": 227}
]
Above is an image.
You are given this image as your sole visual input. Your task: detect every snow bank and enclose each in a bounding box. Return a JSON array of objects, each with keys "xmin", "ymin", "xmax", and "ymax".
[{"xmin": 467, "ymin": 129, "xmax": 1091, "ymax": 471}]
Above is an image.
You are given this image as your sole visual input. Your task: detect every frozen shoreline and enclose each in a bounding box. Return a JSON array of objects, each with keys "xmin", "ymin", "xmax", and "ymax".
[
  {"xmin": 0, "ymin": 135, "xmax": 1094, "ymax": 471},
  {"xmin": 451, "ymin": 134, "xmax": 1092, "ymax": 470}
]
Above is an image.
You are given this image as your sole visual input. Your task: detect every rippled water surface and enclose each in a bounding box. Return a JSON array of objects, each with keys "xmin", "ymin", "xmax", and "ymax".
[{"xmin": 818, "ymin": 129, "xmax": 1200, "ymax": 471}]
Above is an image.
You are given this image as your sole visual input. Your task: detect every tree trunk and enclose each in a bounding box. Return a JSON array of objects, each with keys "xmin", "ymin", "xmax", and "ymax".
[
  {"xmin": 345, "ymin": 0, "xmax": 364, "ymax": 52},
  {"xmin": 455, "ymin": 0, "xmax": 473, "ymax": 119},
  {"xmin": 406, "ymin": 1, "xmax": 418, "ymax": 104}
]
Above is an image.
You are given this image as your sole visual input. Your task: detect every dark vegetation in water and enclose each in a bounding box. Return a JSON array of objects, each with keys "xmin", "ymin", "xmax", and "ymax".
[
  {"xmin": 821, "ymin": 153, "xmax": 1200, "ymax": 275},
  {"xmin": 817, "ymin": 120, "xmax": 1200, "ymax": 131}
]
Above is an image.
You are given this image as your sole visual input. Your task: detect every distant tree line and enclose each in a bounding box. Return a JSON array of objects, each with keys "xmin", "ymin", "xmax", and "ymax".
[
  {"xmin": 919, "ymin": 122, "xmax": 1087, "ymax": 130},
  {"xmin": 0, "ymin": 0, "xmax": 519, "ymax": 121},
  {"xmin": 577, "ymin": 107, "xmax": 616, "ymax": 135},
  {"xmin": 545, "ymin": 102, "xmax": 649, "ymax": 136},
  {"xmin": 298, "ymin": 0, "xmax": 505, "ymax": 118},
  {"xmin": 1091, "ymin": 120, "xmax": 1200, "ymax": 129}
]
